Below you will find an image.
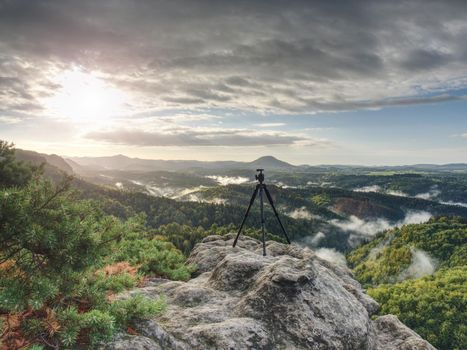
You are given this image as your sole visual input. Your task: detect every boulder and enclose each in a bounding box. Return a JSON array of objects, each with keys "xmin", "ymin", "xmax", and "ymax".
[
  {"xmin": 103, "ymin": 234, "xmax": 435, "ymax": 349},
  {"xmin": 374, "ymin": 315, "xmax": 436, "ymax": 350}
]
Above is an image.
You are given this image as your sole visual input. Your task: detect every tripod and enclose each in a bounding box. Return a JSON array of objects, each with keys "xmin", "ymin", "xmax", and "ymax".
[{"xmin": 233, "ymin": 169, "xmax": 291, "ymax": 256}]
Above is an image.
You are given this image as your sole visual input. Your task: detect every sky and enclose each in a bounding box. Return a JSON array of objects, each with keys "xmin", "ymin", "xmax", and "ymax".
[{"xmin": 0, "ymin": 0, "xmax": 466, "ymax": 165}]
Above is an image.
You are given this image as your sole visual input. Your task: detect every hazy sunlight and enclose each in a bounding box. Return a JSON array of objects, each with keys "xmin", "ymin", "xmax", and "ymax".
[{"xmin": 45, "ymin": 68, "xmax": 127, "ymax": 123}]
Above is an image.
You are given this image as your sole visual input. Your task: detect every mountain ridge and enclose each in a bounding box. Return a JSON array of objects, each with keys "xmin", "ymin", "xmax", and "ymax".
[
  {"xmin": 10, "ymin": 147, "xmax": 464, "ymax": 172},
  {"xmin": 67, "ymin": 154, "xmax": 295, "ymax": 172},
  {"xmin": 14, "ymin": 149, "xmax": 74, "ymax": 180}
]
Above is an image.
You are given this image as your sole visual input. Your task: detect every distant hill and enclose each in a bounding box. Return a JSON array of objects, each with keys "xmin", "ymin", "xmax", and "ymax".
[
  {"xmin": 15, "ymin": 149, "xmax": 73, "ymax": 179},
  {"xmin": 68, "ymin": 153, "xmax": 467, "ymax": 174},
  {"xmin": 387, "ymin": 163, "xmax": 467, "ymax": 172},
  {"xmin": 248, "ymin": 155, "xmax": 294, "ymax": 169},
  {"xmin": 68, "ymin": 154, "xmax": 295, "ymax": 173}
]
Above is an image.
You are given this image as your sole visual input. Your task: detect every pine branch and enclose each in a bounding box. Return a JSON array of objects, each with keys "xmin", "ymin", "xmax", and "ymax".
[{"xmin": 35, "ymin": 176, "xmax": 74, "ymax": 212}]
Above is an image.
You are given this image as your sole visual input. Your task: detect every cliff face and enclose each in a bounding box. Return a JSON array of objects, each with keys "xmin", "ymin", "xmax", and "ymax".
[{"xmin": 102, "ymin": 235, "xmax": 435, "ymax": 350}]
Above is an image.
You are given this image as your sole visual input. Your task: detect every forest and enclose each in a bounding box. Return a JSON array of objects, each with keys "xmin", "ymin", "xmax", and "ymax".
[
  {"xmin": 347, "ymin": 216, "xmax": 466, "ymax": 349},
  {"xmin": 1, "ymin": 142, "xmax": 466, "ymax": 349}
]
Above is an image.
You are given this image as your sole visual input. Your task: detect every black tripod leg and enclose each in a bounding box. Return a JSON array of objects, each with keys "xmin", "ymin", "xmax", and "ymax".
[
  {"xmin": 259, "ymin": 186, "xmax": 266, "ymax": 256},
  {"xmin": 264, "ymin": 185, "xmax": 291, "ymax": 244},
  {"xmin": 233, "ymin": 185, "xmax": 259, "ymax": 247}
]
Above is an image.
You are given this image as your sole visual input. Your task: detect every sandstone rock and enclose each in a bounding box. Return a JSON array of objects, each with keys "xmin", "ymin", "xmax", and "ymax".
[
  {"xmin": 100, "ymin": 334, "xmax": 162, "ymax": 350},
  {"xmin": 103, "ymin": 234, "xmax": 436, "ymax": 350},
  {"xmin": 374, "ymin": 315, "xmax": 436, "ymax": 350}
]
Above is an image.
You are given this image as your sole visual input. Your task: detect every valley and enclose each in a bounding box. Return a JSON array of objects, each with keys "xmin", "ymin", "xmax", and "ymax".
[
  {"xmin": 2, "ymin": 145, "xmax": 466, "ymax": 349},
  {"xmin": 65, "ymin": 153, "xmax": 467, "ymax": 252}
]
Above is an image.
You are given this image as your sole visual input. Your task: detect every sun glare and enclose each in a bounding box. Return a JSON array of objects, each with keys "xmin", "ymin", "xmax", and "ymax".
[{"xmin": 45, "ymin": 68, "xmax": 127, "ymax": 123}]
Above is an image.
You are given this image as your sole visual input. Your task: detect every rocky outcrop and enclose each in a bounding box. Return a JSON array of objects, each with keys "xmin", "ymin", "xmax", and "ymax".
[
  {"xmin": 102, "ymin": 234, "xmax": 436, "ymax": 350},
  {"xmin": 373, "ymin": 315, "xmax": 437, "ymax": 350}
]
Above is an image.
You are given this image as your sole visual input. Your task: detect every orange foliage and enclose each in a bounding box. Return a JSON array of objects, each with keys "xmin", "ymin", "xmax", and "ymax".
[
  {"xmin": 106, "ymin": 291, "xmax": 116, "ymax": 302},
  {"xmin": 43, "ymin": 308, "xmax": 60, "ymax": 337},
  {"xmin": 127, "ymin": 326, "xmax": 138, "ymax": 335},
  {"xmin": 0, "ymin": 307, "xmax": 60, "ymax": 350},
  {"xmin": 96, "ymin": 261, "xmax": 139, "ymax": 276},
  {"xmin": 0, "ymin": 260, "xmax": 24, "ymax": 279},
  {"xmin": 0, "ymin": 260, "xmax": 15, "ymax": 271},
  {"xmin": 1, "ymin": 311, "xmax": 30, "ymax": 350}
]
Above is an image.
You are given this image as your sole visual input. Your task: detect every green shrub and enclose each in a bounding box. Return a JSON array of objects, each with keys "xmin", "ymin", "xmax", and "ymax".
[
  {"xmin": 93, "ymin": 272, "xmax": 140, "ymax": 293},
  {"xmin": 0, "ymin": 177, "xmax": 122, "ymax": 311},
  {"xmin": 110, "ymin": 234, "xmax": 195, "ymax": 281},
  {"xmin": 109, "ymin": 294, "xmax": 166, "ymax": 325},
  {"xmin": 56, "ymin": 295, "xmax": 165, "ymax": 347},
  {"xmin": 0, "ymin": 177, "xmax": 169, "ymax": 348},
  {"xmin": 311, "ymin": 194, "xmax": 331, "ymax": 207}
]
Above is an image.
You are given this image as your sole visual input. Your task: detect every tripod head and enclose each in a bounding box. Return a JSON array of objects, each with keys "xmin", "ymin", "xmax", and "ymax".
[{"xmin": 255, "ymin": 168, "xmax": 265, "ymax": 184}]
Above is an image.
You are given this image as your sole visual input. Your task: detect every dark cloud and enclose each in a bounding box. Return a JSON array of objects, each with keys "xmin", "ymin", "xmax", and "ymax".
[
  {"xmin": 225, "ymin": 77, "xmax": 254, "ymax": 87},
  {"xmin": 184, "ymin": 87, "xmax": 232, "ymax": 102},
  {"xmin": 400, "ymin": 49, "xmax": 452, "ymax": 71},
  {"xmin": 0, "ymin": 58, "xmax": 50, "ymax": 114},
  {"xmin": 85, "ymin": 128, "xmax": 317, "ymax": 147},
  {"xmin": 163, "ymin": 96, "xmax": 204, "ymax": 105},
  {"xmin": 0, "ymin": 0, "xmax": 467, "ymax": 115},
  {"xmin": 293, "ymin": 94, "xmax": 467, "ymax": 113}
]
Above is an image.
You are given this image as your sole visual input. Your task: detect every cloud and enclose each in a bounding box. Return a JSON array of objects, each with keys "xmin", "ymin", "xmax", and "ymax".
[
  {"xmin": 315, "ymin": 248, "xmax": 347, "ymax": 268},
  {"xmin": 331, "ymin": 216, "xmax": 393, "ymax": 236},
  {"xmin": 0, "ymin": 116, "xmax": 22, "ymax": 124},
  {"xmin": 1, "ymin": 0, "xmax": 467, "ymax": 116},
  {"xmin": 368, "ymin": 244, "xmax": 386, "ymax": 260},
  {"xmin": 205, "ymin": 175, "xmax": 249, "ymax": 185},
  {"xmin": 354, "ymin": 185, "xmax": 382, "ymax": 193},
  {"xmin": 331, "ymin": 210, "xmax": 432, "ymax": 239},
  {"xmin": 286, "ymin": 207, "xmax": 313, "ymax": 220},
  {"xmin": 397, "ymin": 248, "xmax": 437, "ymax": 281},
  {"xmin": 85, "ymin": 127, "xmax": 325, "ymax": 147},
  {"xmin": 0, "ymin": 58, "xmax": 50, "ymax": 116},
  {"xmin": 172, "ymin": 186, "xmax": 208, "ymax": 200},
  {"xmin": 203, "ymin": 197, "xmax": 227, "ymax": 205},
  {"xmin": 275, "ymin": 182, "xmax": 298, "ymax": 189},
  {"xmin": 156, "ymin": 114, "xmax": 222, "ymax": 123},
  {"xmin": 439, "ymin": 201, "xmax": 467, "ymax": 208},
  {"xmin": 177, "ymin": 189, "xmax": 229, "ymax": 205},
  {"xmin": 310, "ymin": 232, "xmax": 326, "ymax": 246},
  {"xmin": 399, "ymin": 49, "xmax": 452, "ymax": 71},
  {"xmin": 355, "ymin": 185, "xmax": 466, "ymax": 208},
  {"xmin": 386, "ymin": 190, "xmax": 408, "ymax": 197},
  {"xmin": 254, "ymin": 123, "xmax": 286, "ymax": 128},
  {"xmin": 402, "ymin": 211, "xmax": 432, "ymax": 224},
  {"xmin": 414, "ymin": 186, "xmax": 441, "ymax": 200},
  {"xmin": 298, "ymin": 231, "xmax": 325, "ymax": 248},
  {"xmin": 129, "ymin": 182, "xmax": 212, "ymax": 201}
]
